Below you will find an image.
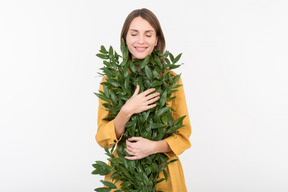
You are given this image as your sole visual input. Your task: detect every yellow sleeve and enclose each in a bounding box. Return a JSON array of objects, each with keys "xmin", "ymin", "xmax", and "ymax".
[
  {"xmin": 164, "ymin": 73, "xmax": 192, "ymax": 158},
  {"xmin": 95, "ymin": 76, "xmax": 123, "ymax": 149}
]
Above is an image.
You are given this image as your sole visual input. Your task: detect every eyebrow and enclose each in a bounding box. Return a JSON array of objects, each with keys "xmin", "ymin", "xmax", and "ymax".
[{"xmin": 129, "ymin": 29, "xmax": 155, "ymax": 33}]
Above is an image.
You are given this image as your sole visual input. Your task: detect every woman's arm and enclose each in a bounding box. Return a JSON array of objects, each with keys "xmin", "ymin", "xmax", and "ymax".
[{"xmin": 125, "ymin": 137, "xmax": 171, "ymax": 160}]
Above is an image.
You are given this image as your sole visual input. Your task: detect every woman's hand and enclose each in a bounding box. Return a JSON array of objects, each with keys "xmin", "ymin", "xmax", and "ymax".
[
  {"xmin": 121, "ymin": 85, "xmax": 160, "ymax": 116},
  {"xmin": 114, "ymin": 85, "xmax": 159, "ymax": 139},
  {"xmin": 125, "ymin": 137, "xmax": 157, "ymax": 160}
]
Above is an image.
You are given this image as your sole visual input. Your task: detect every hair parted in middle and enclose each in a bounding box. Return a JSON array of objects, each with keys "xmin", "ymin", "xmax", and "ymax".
[{"xmin": 120, "ymin": 8, "xmax": 166, "ymax": 57}]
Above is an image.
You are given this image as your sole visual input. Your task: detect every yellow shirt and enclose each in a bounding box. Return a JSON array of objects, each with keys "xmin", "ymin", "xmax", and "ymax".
[{"xmin": 96, "ymin": 70, "xmax": 191, "ymax": 192}]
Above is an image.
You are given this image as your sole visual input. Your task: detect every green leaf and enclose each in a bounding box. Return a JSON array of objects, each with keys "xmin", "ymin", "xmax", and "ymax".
[
  {"xmin": 103, "ymin": 61, "xmax": 111, "ymax": 68},
  {"xmin": 150, "ymin": 55, "xmax": 156, "ymax": 65},
  {"xmin": 153, "ymin": 68, "xmax": 160, "ymax": 79},
  {"xmin": 119, "ymin": 58, "xmax": 127, "ymax": 67},
  {"xmin": 155, "ymin": 56, "xmax": 162, "ymax": 68},
  {"xmin": 110, "ymin": 81, "xmax": 120, "ymax": 87},
  {"xmin": 110, "ymin": 89, "xmax": 117, "ymax": 105},
  {"xmin": 164, "ymin": 58, "xmax": 171, "ymax": 65},
  {"xmin": 145, "ymin": 166, "xmax": 152, "ymax": 175},
  {"xmin": 163, "ymin": 50, "xmax": 169, "ymax": 58},
  {"xmin": 103, "ymin": 85, "xmax": 110, "ymax": 98},
  {"xmin": 117, "ymin": 166, "xmax": 133, "ymax": 180},
  {"xmin": 126, "ymin": 121, "xmax": 135, "ymax": 128},
  {"xmin": 91, "ymin": 162, "xmax": 112, "ymax": 175},
  {"xmin": 173, "ymin": 74, "xmax": 181, "ymax": 84},
  {"xmin": 169, "ymin": 52, "xmax": 174, "ymax": 62},
  {"xmin": 167, "ymin": 124, "xmax": 185, "ymax": 134},
  {"xmin": 94, "ymin": 187, "xmax": 111, "ymax": 192},
  {"xmin": 123, "ymin": 66, "xmax": 129, "ymax": 78},
  {"xmin": 175, "ymin": 115, "xmax": 186, "ymax": 125},
  {"xmin": 142, "ymin": 111, "xmax": 150, "ymax": 122},
  {"xmin": 169, "ymin": 64, "xmax": 181, "ymax": 70},
  {"xmin": 129, "ymin": 61, "xmax": 137, "ymax": 73},
  {"xmin": 163, "ymin": 169, "xmax": 168, "ymax": 181},
  {"xmin": 173, "ymin": 53, "xmax": 182, "ymax": 63},
  {"xmin": 121, "ymin": 38, "xmax": 125, "ymax": 53},
  {"xmin": 100, "ymin": 45, "xmax": 108, "ymax": 54},
  {"xmin": 167, "ymin": 110, "xmax": 174, "ymax": 126},
  {"xmin": 94, "ymin": 161, "xmax": 113, "ymax": 173},
  {"xmin": 161, "ymin": 115, "xmax": 168, "ymax": 125},
  {"xmin": 94, "ymin": 93, "xmax": 110, "ymax": 102},
  {"xmin": 124, "ymin": 77, "xmax": 129, "ymax": 90},
  {"xmin": 96, "ymin": 53, "xmax": 108, "ymax": 59},
  {"xmin": 159, "ymin": 90, "xmax": 167, "ymax": 107},
  {"xmin": 121, "ymin": 181, "xmax": 132, "ymax": 188},
  {"xmin": 171, "ymin": 84, "xmax": 182, "ymax": 89},
  {"xmin": 156, "ymin": 107, "xmax": 171, "ymax": 116},
  {"xmin": 100, "ymin": 180, "xmax": 117, "ymax": 189},
  {"xmin": 124, "ymin": 46, "xmax": 129, "ymax": 60},
  {"xmin": 114, "ymin": 51, "xmax": 120, "ymax": 60},
  {"xmin": 156, "ymin": 178, "xmax": 165, "ymax": 184},
  {"xmin": 168, "ymin": 96, "xmax": 176, "ymax": 101},
  {"xmin": 140, "ymin": 55, "xmax": 150, "ymax": 69},
  {"xmin": 145, "ymin": 66, "xmax": 153, "ymax": 81},
  {"xmin": 150, "ymin": 80, "xmax": 162, "ymax": 87},
  {"xmin": 109, "ymin": 46, "xmax": 113, "ymax": 58},
  {"xmin": 150, "ymin": 123, "xmax": 166, "ymax": 129},
  {"xmin": 102, "ymin": 103, "xmax": 111, "ymax": 109}
]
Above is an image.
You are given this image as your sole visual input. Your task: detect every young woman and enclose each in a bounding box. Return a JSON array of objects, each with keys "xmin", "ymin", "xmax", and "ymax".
[{"xmin": 96, "ymin": 8, "xmax": 191, "ymax": 192}]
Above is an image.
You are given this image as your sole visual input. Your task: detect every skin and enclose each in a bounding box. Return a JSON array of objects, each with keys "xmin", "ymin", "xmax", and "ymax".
[
  {"xmin": 113, "ymin": 16, "xmax": 172, "ymax": 160},
  {"xmin": 125, "ymin": 16, "xmax": 158, "ymax": 60}
]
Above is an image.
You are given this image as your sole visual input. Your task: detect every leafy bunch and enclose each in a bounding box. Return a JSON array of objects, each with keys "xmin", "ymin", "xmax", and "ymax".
[{"xmin": 92, "ymin": 40, "xmax": 186, "ymax": 192}]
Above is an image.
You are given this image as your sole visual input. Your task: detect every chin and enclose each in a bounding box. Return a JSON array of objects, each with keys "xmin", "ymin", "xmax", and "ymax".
[
  {"xmin": 133, "ymin": 54, "xmax": 148, "ymax": 59},
  {"xmin": 136, "ymin": 56, "xmax": 147, "ymax": 59}
]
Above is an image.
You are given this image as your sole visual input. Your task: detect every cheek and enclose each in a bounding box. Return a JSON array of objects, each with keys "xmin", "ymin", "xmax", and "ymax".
[
  {"xmin": 126, "ymin": 37, "xmax": 132, "ymax": 46},
  {"xmin": 148, "ymin": 37, "xmax": 157, "ymax": 46},
  {"xmin": 126, "ymin": 35, "xmax": 135, "ymax": 45}
]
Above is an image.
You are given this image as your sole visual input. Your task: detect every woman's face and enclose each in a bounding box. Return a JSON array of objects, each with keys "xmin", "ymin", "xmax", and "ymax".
[{"xmin": 126, "ymin": 16, "xmax": 158, "ymax": 60}]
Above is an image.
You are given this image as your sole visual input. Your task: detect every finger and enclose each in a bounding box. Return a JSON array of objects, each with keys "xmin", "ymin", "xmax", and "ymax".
[
  {"xmin": 146, "ymin": 96, "xmax": 160, "ymax": 105},
  {"xmin": 125, "ymin": 141, "xmax": 133, "ymax": 150},
  {"xmin": 125, "ymin": 148, "xmax": 134, "ymax": 155},
  {"xmin": 146, "ymin": 92, "xmax": 160, "ymax": 100},
  {"xmin": 125, "ymin": 155, "xmax": 141, "ymax": 160},
  {"xmin": 126, "ymin": 140, "xmax": 132, "ymax": 148},
  {"xmin": 126, "ymin": 139, "xmax": 137, "ymax": 148},
  {"xmin": 132, "ymin": 85, "xmax": 140, "ymax": 97},
  {"xmin": 141, "ymin": 88, "xmax": 156, "ymax": 96},
  {"xmin": 128, "ymin": 137, "xmax": 141, "ymax": 142},
  {"xmin": 146, "ymin": 103, "xmax": 157, "ymax": 110}
]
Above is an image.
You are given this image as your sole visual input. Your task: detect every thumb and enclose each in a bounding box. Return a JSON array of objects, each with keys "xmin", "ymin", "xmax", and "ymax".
[{"xmin": 132, "ymin": 85, "xmax": 140, "ymax": 97}]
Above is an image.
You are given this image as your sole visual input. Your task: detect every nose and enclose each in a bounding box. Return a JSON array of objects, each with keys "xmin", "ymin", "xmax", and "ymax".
[{"xmin": 138, "ymin": 34, "xmax": 145, "ymax": 44}]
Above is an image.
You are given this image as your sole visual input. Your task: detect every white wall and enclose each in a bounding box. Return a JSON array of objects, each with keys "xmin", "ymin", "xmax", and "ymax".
[{"xmin": 0, "ymin": 0, "xmax": 287, "ymax": 191}]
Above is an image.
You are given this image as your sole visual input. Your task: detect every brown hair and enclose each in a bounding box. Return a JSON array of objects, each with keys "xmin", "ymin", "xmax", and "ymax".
[{"xmin": 120, "ymin": 8, "xmax": 166, "ymax": 55}]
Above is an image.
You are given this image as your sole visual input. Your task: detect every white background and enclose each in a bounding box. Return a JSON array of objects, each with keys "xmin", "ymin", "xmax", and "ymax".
[{"xmin": 0, "ymin": 0, "xmax": 287, "ymax": 191}]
